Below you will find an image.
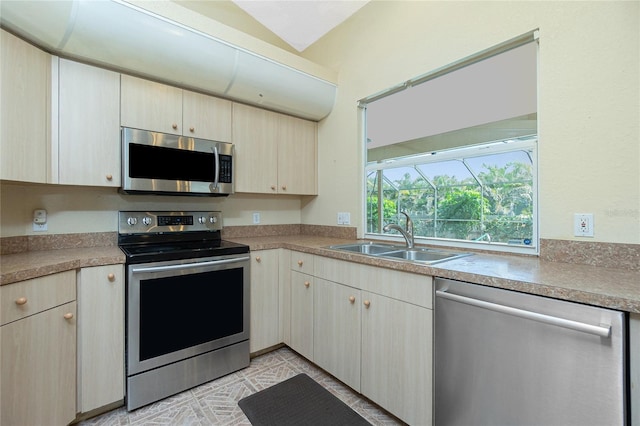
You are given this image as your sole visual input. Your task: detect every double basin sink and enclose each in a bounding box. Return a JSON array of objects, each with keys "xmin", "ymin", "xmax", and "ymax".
[{"xmin": 327, "ymin": 242, "xmax": 471, "ymax": 265}]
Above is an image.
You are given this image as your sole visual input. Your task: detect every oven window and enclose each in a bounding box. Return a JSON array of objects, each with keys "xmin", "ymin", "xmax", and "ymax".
[
  {"xmin": 129, "ymin": 143, "xmax": 216, "ymax": 182},
  {"xmin": 138, "ymin": 268, "xmax": 244, "ymax": 361}
]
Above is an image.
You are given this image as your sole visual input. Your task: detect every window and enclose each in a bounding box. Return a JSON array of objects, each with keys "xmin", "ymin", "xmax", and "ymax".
[
  {"xmin": 362, "ymin": 32, "xmax": 538, "ymax": 254},
  {"xmin": 366, "ymin": 138, "xmax": 536, "ymax": 250}
]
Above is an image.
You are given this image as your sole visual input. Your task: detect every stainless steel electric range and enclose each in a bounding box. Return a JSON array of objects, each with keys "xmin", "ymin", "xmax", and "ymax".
[{"xmin": 118, "ymin": 211, "xmax": 250, "ymax": 411}]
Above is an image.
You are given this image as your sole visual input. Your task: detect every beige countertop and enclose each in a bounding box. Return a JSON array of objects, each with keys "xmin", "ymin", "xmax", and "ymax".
[{"xmin": 1, "ymin": 235, "xmax": 638, "ymax": 313}]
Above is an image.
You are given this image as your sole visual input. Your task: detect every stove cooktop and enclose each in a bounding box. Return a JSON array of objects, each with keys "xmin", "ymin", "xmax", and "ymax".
[{"xmin": 118, "ymin": 211, "xmax": 249, "ymax": 264}]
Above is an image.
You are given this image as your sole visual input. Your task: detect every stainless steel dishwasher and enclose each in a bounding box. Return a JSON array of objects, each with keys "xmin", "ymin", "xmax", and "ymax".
[{"xmin": 435, "ymin": 278, "xmax": 627, "ymax": 426}]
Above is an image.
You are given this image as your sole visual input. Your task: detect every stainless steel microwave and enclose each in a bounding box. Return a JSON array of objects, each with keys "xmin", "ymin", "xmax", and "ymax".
[{"xmin": 121, "ymin": 128, "xmax": 234, "ymax": 196}]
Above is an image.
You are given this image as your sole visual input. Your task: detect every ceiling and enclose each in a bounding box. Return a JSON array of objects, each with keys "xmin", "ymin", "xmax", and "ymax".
[{"xmin": 229, "ymin": 0, "xmax": 369, "ymax": 52}]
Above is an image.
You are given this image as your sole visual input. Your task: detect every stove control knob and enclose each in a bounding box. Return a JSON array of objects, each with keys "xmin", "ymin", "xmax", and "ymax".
[
  {"xmin": 209, "ymin": 216, "xmax": 217, "ymax": 224},
  {"xmin": 198, "ymin": 216, "xmax": 207, "ymax": 224},
  {"xmin": 127, "ymin": 217, "xmax": 138, "ymax": 226},
  {"xmin": 142, "ymin": 217, "xmax": 152, "ymax": 226}
]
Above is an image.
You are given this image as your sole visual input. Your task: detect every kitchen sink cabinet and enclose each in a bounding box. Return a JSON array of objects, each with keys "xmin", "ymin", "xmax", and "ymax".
[
  {"xmin": 250, "ymin": 249, "xmax": 281, "ymax": 353},
  {"xmin": 1, "ymin": 29, "xmax": 51, "ymax": 184},
  {"xmin": 290, "ymin": 270, "xmax": 315, "ymax": 360},
  {"xmin": 313, "ymin": 278, "xmax": 361, "ymax": 391},
  {"xmin": 232, "ymin": 102, "xmax": 317, "ymax": 195},
  {"xmin": 77, "ymin": 265, "xmax": 125, "ymax": 414},
  {"xmin": 121, "ymin": 74, "xmax": 232, "ymax": 141},
  {"xmin": 57, "ymin": 58, "xmax": 121, "ymax": 187},
  {"xmin": 0, "ymin": 271, "xmax": 77, "ymax": 426},
  {"xmin": 313, "ymin": 255, "xmax": 433, "ymax": 425}
]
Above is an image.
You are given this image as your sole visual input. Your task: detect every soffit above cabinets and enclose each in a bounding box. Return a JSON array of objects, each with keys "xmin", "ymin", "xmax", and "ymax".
[{"xmin": 0, "ymin": 0, "xmax": 337, "ymax": 121}]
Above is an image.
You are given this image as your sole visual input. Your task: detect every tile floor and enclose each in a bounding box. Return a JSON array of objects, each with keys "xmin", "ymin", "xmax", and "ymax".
[{"xmin": 78, "ymin": 346, "xmax": 404, "ymax": 425}]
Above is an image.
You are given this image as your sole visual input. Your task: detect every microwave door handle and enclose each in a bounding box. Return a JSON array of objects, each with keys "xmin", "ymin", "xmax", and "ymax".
[{"xmin": 212, "ymin": 145, "xmax": 220, "ymax": 190}]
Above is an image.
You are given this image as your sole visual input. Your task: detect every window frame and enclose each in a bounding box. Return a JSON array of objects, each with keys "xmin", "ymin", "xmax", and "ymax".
[
  {"xmin": 359, "ymin": 30, "xmax": 540, "ymax": 255},
  {"xmin": 363, "ymin": 137, "xmax": 539, "ymax": 255}
]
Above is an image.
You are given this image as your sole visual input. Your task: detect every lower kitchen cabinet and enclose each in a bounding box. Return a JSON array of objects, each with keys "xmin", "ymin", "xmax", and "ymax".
[
  {"xmin": 77, "ymin": 265, "xmax": 125, "ymax": 414},
  {"xmin": 312, "ymin": 255, "xmax": 433, "ymax": 425},
  {"xmin": 250, "ymin": 249, "xmax": 280, "ymax": 353},
  {"xmin": 0, "ymin": 271, "xmax": 77, "ymax": 426},
  {"xmin": 290, "ymin": 270, "xmax": 314, "ymax": 360},
  {"xmin": 313, "ymin": 278, "xmax": 361, "ymax": 391},
  {"xmin": 361, "ymin": 291, "xmax": 433, "ymax": 425}
]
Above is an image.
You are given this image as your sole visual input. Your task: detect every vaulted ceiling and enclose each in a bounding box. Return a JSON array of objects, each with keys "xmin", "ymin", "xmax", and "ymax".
[{"xmin": 173, "ymin": 0, "xmax": 369, "ymax": 53}]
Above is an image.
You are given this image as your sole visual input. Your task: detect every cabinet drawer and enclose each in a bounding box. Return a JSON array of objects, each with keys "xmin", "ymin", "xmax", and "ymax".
[
  {"xmin": 290, "ymin": 251, "xmax": 314, "ymax": 274},
  {"xmin": 1, "ymin": 270, "xmax": 76, "ymax": 326}
]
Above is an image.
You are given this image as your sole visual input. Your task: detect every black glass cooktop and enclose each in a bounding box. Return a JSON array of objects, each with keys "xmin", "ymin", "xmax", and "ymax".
[{"xmin": 118, "ymin": 231, "xmax": 249, "ymax": 264}]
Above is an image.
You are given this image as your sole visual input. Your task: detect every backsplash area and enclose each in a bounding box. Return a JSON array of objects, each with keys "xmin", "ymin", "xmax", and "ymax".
[{"xmin": 540, "ymin": 239, "xmax": 640, "ymax": 271}]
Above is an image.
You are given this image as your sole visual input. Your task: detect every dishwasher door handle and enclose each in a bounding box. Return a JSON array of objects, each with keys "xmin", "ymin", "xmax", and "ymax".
[{"xmin": 436, "ymin": 290, "xmax": 611, "ymax": 338}]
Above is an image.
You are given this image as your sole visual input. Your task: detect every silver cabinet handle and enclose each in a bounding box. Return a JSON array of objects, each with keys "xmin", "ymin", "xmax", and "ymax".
[
  {"xmin": 132, "ymin": 256, "xmax": 249, "ymax": 273},
  {"xmin": 436, "ymin": 290, "xmax": 611, "ymax": 338}
]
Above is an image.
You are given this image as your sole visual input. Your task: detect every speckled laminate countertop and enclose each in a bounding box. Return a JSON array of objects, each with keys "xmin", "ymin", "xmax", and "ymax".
[
  {"xmin": 227, "ymin": 235, "xmax": 640, "ymax": 314},
  {"xmin": 1, "ymin": 235, "xmax": 638, "ymax": 314},
  {"xmin": 0, "ymin": 246, "xmax": 125, "ymax": 285}
]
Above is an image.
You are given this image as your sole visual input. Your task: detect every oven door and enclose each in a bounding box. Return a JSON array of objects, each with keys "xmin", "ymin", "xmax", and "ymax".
[{"xmin": 126, "ymin": 253, "xmax": 250, "ymax": 376}]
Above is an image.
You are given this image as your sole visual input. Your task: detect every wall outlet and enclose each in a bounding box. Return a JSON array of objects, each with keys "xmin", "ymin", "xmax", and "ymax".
[
  {"xmin": 574, "ymin": 213, "xmax": 594, "ymax": 237},
  {"xmin": 337, "ymin": 212, "xmax": 351, "ymax": 225},
  {"xmin": 252, "ymin": 212, "xmax": 261, "ymax": 224},
  {"xmin": 33, "ymin": 222, "xmax": 48, "ymax": 232}
]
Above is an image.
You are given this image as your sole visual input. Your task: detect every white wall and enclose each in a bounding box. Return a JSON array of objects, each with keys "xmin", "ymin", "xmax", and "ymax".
[
  {"xmin": 0, "ymin": 182, "xmax": 300, "ymax": 237},
  {"xmin": 301, "ymin": 0, "xmax": 640, "ymax": 244}
]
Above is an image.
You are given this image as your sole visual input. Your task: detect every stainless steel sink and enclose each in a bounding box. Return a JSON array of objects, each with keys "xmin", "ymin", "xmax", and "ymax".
[
  {"xmin": 327, "ymin": 242, "xmax": 471, "ymax": 265},
  {"xmin": 379, "ymin": 248, "xmax": 471, "ymax": 264},
  {"xmin": 328, "ymin": 242, "xmax": 403, "ymax": 255}
]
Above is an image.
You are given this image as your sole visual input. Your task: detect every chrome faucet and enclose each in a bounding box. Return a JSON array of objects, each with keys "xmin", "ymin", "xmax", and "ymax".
[{"xmin": 383, "ymin": 211, "xmax": 414, "ymax": 249}]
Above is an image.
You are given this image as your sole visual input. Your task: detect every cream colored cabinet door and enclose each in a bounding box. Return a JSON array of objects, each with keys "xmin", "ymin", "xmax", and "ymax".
[
  {"xmin": 183, "ymin": 90, "xmax": 232, "ymax": 142},
  {"xmin": 232, "ymin": 102, "xmax": 278, "ymax": 193},
  {"xmin": 277, "ymin": 114, "xmax": 317, "ymax": 195},
  {"xmin": 250, "ymin": 250, "xmax": 280, "ymax": 353},
  {"xmin": 1, "ymin": 302, "xmax": 77, "ymax": 426},
  {"xmin": 313, "ymin": 278, "xmax": 361, "ymax": 391},
  {"xmin": 77, "ymin": 265, "xmax": 125, "ymax": 414},
  {"xmin": 0, "ymin": 30, "xmax": 50, "ymax": 183},
  {"xmin": 58, "ymin": 59, "xmax": 121, "ymax": 186},
  {"xmin": 290, "ymin": 270, "xmax": 314, "ymax": 360},
  {"xmin": 121, "ymin": 74, "xmax": 183, "ymax": 135},
  {"xmin": 361, "ymin": 291, "xmax": 433, "ymax": 425},
  {"xmin": 232, "ymin": 103, "xmax": 317, "ymax": 195}
]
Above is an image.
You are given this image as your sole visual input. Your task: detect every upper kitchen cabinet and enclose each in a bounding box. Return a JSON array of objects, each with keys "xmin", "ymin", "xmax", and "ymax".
[
  {"xmin": 57, "ymin": 59, "xmax": 121, "ymax": 187},
  {"xmin": 121, "ymin": 74, "xmax": 232, "ymax": 142},
  {"xmin": 182, "ymin": 90, "xmax": 232, "ymax": 142},
  {"xmin": 233, "ymin": 102, "xmax": 318, "ymax": 195},
  {"xmin": 277, "ymin": 114, "xmax": 317, "ymax": 195},
  {"xmin": 0, "ymin": 30, "xmax": 50, "ymax": 183}
]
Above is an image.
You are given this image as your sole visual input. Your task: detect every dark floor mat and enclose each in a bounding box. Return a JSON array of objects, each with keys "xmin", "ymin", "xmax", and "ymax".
[{"xmin": 238, "ymin": 373, "xmax": 371, "ymax": 426}]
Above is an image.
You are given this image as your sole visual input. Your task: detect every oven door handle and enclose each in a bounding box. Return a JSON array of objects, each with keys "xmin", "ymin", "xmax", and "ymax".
[{"xmin": 132, "ymin": 256, "xmax": 250, "ymax": 273}]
